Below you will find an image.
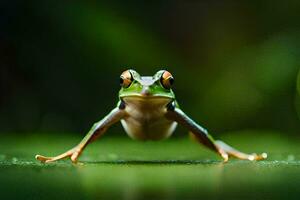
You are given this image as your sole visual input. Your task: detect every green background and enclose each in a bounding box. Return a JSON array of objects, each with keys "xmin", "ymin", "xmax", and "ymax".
[
  {"xmin": 1, "ymin": 1, "xmax": 300, "ymax": 199},
  {"xmin": 1, "ymin": 1, "xmax": 300, "ymax": 134}
]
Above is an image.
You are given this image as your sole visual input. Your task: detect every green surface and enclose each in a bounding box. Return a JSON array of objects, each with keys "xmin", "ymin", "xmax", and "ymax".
[{"xmin": 1, "ymin": 131, "xmax": 300, "ymax": 200}]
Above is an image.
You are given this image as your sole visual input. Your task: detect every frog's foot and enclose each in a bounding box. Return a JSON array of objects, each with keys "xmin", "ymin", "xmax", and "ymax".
[
  {"xmin": 217, "ymin": 148, "xmax": 229, "ymax": 162},
  {"xmin": 215, "ymin": 140, "xmax": 267, "ymax": 162},
  {"xmin": 35, "ymin": 147, "xmax": 82, "ymax": 163}
]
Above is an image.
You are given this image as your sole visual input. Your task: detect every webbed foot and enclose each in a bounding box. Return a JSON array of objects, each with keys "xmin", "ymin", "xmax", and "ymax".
[
  {"xmin": 35, "ymin": 147, "xmax": 82, "ymax": 163},
  {"xmin": 215, "ymin": 140, "xmax": 267, "ymax": 162}
]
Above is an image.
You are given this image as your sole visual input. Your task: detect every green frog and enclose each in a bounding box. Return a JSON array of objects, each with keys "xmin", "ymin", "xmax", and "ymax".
[{"xmin": 36, "ymin": 69, "xmax": 267, "ymax": 163}]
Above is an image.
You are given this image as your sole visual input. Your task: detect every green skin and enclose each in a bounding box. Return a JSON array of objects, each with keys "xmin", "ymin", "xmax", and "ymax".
[{"xmin": 36, "ymin": 70, "xmax": 267, "ymax": 163}]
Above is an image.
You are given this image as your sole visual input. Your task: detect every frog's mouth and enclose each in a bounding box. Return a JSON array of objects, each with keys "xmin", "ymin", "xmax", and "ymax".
[
  {"xmin": 121, "ymin": 95, "xmax": 173, "ymax": 110},
  {"xmin": 120, "ymin": 94, "xmax": 173, "ymax": 100}
]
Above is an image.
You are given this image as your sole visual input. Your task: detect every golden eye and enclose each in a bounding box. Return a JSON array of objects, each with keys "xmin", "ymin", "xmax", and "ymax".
[
  {"xmin": 120, "ymin": 70, "xmax": 133, "ymax": 88},
  {"xmin": 160, "ymin": 70, "xmax": 174, "ymax": 89}
]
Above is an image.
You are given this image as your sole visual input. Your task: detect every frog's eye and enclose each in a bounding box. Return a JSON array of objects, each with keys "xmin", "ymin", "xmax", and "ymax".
[
  {"xmin": 160, "ymin": 70, "xmax": 174, "ymax": 89},
  {"xmin": 120, "ymin": 70, "xmax": 133, "ymax": 88}
]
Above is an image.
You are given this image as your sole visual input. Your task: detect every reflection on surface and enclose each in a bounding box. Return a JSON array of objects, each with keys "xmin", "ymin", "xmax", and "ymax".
[{"xmin": 1, "ymin": 133, "xmax": 300, "ymax": 199}]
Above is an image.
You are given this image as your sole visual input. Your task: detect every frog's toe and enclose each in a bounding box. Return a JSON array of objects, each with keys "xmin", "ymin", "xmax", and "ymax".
[
  {"xmin": 71, "ymin": 152, "xmax": 80, "ymax": 163},
  {"xmin": 253, "ymin": 152, "xmax": 268, "ymax": 160},
  {"xmin": 218, "ymin": 149, "xmax": 229, "ymax": 162},
  {"xmin": 222, "ymin": 155, "xmax": 229, "ymax": 163},
  {"xmin": 246, "ymin": 153, "xmax": 267, "ymax": 161},
  {"xmin": 35, "ymin": 155, "xmax": 51, "ymax": 162}
]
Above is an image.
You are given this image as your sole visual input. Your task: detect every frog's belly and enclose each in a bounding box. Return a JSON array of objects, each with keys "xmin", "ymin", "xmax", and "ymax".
[{"xmin": 120, "ymin": 96, "xmax": 177, "ymax": 140}]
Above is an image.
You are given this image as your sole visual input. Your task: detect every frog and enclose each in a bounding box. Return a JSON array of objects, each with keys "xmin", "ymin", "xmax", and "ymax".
[{"xmin": 36, "ymin": 69, "xmax": 267, "ymax": 163}]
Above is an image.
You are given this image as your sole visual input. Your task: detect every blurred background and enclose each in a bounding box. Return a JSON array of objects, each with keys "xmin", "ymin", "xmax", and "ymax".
[{"xmin": 1, "ymin": 0, "xmax": 300, "ymax": 136}]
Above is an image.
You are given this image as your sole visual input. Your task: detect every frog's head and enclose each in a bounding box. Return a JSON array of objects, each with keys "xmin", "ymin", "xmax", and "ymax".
[{"xmin": 119, "ymin": 69, "xmax": 175, "ymax": 99}]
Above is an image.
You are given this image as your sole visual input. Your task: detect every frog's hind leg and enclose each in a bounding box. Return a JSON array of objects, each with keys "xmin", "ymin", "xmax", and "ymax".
[
  {"xmin": 35, "ymin": 106, "xmax": 126, "ymax": 163},
  {"xmin": 165, "ymin": 106, "xmax": 267, "ymax": 162},
  {"xmin": 215, "ymin": 140, "xmax": 267, "ymax": 161}
]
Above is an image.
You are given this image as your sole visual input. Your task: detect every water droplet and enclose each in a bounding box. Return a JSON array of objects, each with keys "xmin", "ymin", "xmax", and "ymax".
[
  {"xmin": 12, "ymin": 157, "xmax": 18, "ymax": 164},
  {"xmin": 287, "ymin": 154, "xmax": 295, "ymax": 161}
]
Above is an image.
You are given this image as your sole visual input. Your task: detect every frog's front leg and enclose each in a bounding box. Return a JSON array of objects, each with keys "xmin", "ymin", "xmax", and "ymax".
[
  {"xmin": 165, "ymin": 103, "xmax": 267, "ymax": 162},
  {"xmin": 36, "ymin": 105, "xmax": 126, "ymax": 163}
]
